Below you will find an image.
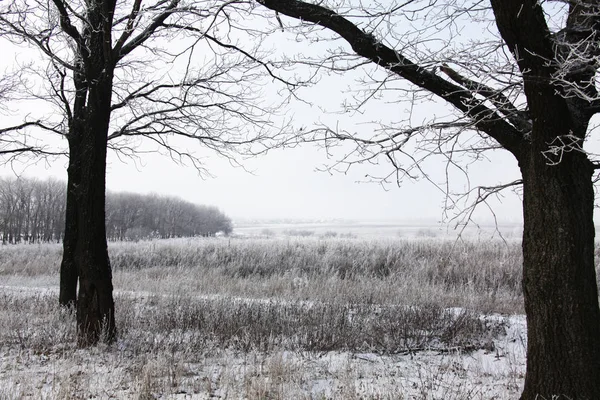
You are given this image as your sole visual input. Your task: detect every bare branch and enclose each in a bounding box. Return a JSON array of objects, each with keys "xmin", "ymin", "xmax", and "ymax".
[
  {"xmin": 439, "ymin": 64, "xmax": 532, "ymax": 133},
  {"xmin": 51, "ymin": 0, "xmax": 82, "ymax": 42},
  {"xmin": 116, "ymin": 0, "xmax": 180, "ymax": 59},
  {"xmin": 112, "ymin": 0, "xmax": 143, "ymax": 53},
  {"xmin": 0, "ymin": 13, "xmax": 75, "ymax": 70}
]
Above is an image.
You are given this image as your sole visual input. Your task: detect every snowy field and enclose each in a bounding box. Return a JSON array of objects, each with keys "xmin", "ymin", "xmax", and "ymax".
[
  {"xmin": 0, "ymin": 229, "xmax": 532, "ymax": 399},
  {"xmin": 232, "ymin": 220, "xmax": 524, "ymax": 241}
]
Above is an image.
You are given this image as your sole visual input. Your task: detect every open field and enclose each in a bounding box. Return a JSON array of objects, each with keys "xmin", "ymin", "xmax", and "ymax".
[
  {"xmin": 232, "ymin": 221, "xmax": 524, "ymax": 241},
  {"xmin": 0, "ymin": 232, "xmax": 579, "ymax": 398},
  {"xmin": 0, "ymin": 236, "xmax": 526, "ymax": 313}
]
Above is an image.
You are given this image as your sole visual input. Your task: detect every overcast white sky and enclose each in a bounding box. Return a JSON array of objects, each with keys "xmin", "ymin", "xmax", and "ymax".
[{"xmin": 0, "ymin": 1, "xmax": 538, "ymax": 225}]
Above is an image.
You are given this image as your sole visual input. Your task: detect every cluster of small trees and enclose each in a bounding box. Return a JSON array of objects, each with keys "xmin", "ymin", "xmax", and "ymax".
[
  {"xmin": 0, "ymin": 177, "xmax": 232, "ymax": 243},
  {"xmin": 0, "ymin": 177, "xmax": 66, "ymax": 244},
  {"xmin": 106, "ymin": 192, "xmax": 232, "ymax": 241}
]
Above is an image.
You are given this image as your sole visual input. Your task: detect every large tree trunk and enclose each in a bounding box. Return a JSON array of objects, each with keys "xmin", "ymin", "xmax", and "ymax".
[
  {"xmin": 519, "ymin": 125, "xmax": 600, "ymax": 399},
  {"xmin": 59, "ymin": 138, "xmax": 81, "ymax": 307},
  {"xmin": 75, "ymin": 163, "xmax": 115, "ymax": 346},
  {"xmin": 58, "ymin": 57, "xmax": 116, "ymax": 345},
  {"xmin": 74, "ymin": 78, "xmax": 116, "ymax": 346},
  {"xmin": 59, "ymin": 130, "xmax": 116, "ymax": 346}
]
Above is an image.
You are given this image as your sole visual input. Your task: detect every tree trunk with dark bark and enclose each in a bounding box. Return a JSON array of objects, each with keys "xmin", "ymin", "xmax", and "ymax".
[
  {"xmin": 74, "ymin": 162, "xmax": 115, "ymax": 345},
  {"xmin": 59, "ymin": 116, "xmax": 116, "ymax": 345},
  {"xmin": 72, "ymin": 72, "xmax": 116, "ymax": 346},
  {"xmin": 60, "ymin": 117, "xmax": 116, "ymax": 345},
  {"xmin": 520, "ymin": 161, "xmax": 600, "ymax": 400},
  {"xmin": 53, "ymin": 0, "xmax": 120, "ymax": 345},
  {"xmin": 518, "ymin": 109, "xmax": 600, "ymax": 400},
  {"xmin": 57, "ymin": 22, "xmax": 117, "ymax": 343},
  {"xmin": 59, "ymin": 138, "xmax": 81, "ymax": 307}
]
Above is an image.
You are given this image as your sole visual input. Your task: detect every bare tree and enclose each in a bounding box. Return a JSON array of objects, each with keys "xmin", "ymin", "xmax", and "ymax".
[
  {"xmin": 0, "ymin": 0, "xmax": 292, "ymax": 345},
  {"xmin": 253, "ymin": 0, "xmax": 600, "ymax": 398}
]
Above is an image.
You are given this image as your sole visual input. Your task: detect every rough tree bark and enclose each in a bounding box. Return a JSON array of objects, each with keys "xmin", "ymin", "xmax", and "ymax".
[
  {"xmin": 58, "ymin": 139, "xmax": 80, "ymax": 307},
  {"xmin": 54, "ymin": 0, "xmax": 118, "ymax": 344},
  {"xmin": 491, "ymin": 2, "xmax": 600, "ymax": 398},
  {"xmin": 72, "ymin": 72, "xmax": 116, "ymax": 345},
  {"xmin": 519, "ymin": 114, "xmax": 600, "ymax": 399},
  {"xmin": 255, "ymin": 0, "xmax": 600, "ymax": 398},
  {"xmin": 513, "ymin": 73, "xmax": 600, "ymax": 397},
  {"xmin": 73, "ymin": 124, "xmax": 115, "ymax": 345}
]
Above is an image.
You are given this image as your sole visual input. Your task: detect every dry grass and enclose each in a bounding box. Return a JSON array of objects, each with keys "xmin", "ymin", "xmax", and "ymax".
[
  {"xmin": 0, "ymin": 289, "xmax": 497, "ymax": 356},
  {"xmin": 0, "ymin": 235, "xmax": 533, "ymax": 398},
  {"xmin": 1, "ymin": 236, "xmax": 526, "ymax": 313},
  {"xmin": 0, "ymin": 289, "xmax": 524, "ymax": 399}
]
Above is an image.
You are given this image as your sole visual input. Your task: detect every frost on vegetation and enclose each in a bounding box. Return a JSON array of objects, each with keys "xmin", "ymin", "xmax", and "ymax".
[
  {"xmin": 0, "ymin": 287, "xmax": 526, "ymax": 399},
  {"xmin": 0, "ymin": 237, "xmax": 528, "ymax": 315},
  {"xmin": 0, "ymin": 236, "xmax": 532, "ymax": 398}
]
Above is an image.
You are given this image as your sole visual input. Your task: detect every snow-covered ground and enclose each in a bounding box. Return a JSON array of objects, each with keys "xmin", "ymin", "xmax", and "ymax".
[{"xmin": 0, "ymin": 285, "xmax": 526, "ymax": 399}]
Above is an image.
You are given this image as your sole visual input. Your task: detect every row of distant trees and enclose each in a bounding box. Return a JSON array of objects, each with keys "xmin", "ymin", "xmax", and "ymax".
[
  {"xmin": 0, "ymin": 177, "xmax": 66, "ymax": 244},
  {"xmin": 105, "ymin": 192, "xmax": 232, "ymax": 241},
  {"xmin": 0, "ymin": 177, "xmax": 232, "ymax": 243}
]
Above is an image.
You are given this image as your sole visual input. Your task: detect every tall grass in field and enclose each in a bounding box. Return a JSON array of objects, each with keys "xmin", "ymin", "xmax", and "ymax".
[
  {"xmin": 0, "ymin": 236, "xmax": 527, "ymax": 313},
  {"xmin": 112, "ymin": 237, "xmax": 525, "ymax": 313}
]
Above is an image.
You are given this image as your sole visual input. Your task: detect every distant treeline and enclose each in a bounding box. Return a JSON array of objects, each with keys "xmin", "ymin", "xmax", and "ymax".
[
  {"xmin": 0, "ymin": 177, "xmax": 66, "ymax": 244},
  {"xmin": 0, "ymin": 177, "xmax": 232, "ymax": 243},
  {"xmin": 105, "ymin": 192, "xmax": 232, "ymax": 241}
]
